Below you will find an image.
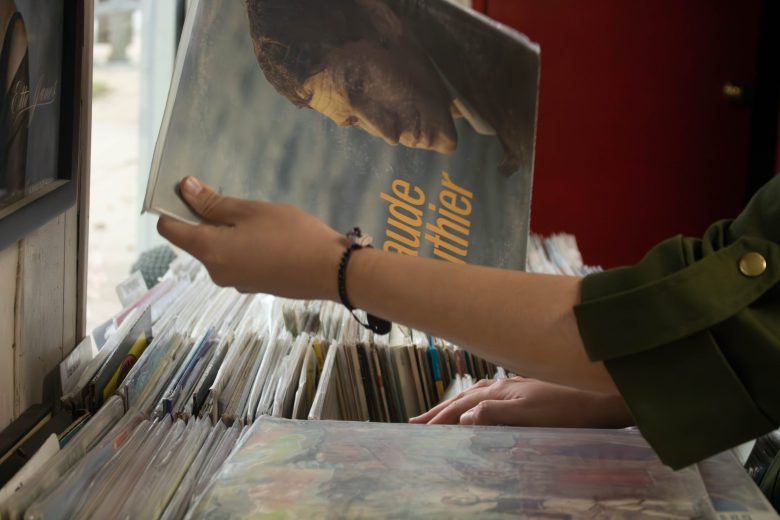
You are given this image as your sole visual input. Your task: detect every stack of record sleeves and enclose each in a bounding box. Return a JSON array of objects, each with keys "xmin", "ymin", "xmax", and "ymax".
[{"xmin": 1, "ymin": 234, "xmax": 605, "ymax": 519}]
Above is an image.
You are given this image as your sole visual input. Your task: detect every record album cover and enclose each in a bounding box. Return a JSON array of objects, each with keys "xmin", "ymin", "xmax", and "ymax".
[
  {"xmin": 143, "ymin": 0, "xmax": 539, "ymax": 269},
  {"xmin": 189, "ymin": 418, "xmax": 715, "ymax": 518}
]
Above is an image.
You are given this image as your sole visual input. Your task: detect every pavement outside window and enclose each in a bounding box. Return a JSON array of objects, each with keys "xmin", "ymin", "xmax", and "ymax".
[{"xmin": 87, "ymin": 23, "xmax": 141, "ymax": 333}]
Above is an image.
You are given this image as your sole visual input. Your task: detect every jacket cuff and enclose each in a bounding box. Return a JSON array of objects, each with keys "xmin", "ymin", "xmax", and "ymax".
[
  {"xmin": 575, "ymin": 236, "xmax": 780, "ymax": 362},
  {"xmin": 574, "ymin": 235, "xmax": 780, "ymax": 468},
  {"xmin": 602, "ymin": 331, "xmax": 775, "ymax": 469}
]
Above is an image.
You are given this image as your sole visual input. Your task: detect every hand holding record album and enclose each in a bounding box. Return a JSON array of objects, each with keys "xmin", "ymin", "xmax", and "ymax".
[{"xmin": 145, "ymin": 0, "xmax": 539, "ymax": 269}]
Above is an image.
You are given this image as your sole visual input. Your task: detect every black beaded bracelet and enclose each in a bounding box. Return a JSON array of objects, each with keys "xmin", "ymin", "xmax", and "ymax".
[
  {"xmin": 337, "ymin": 228, "xmax": 392, "ymax": 335},
  {"xmin": 337, "ymin": 243, "xmax": 362, "ymax": 311}
]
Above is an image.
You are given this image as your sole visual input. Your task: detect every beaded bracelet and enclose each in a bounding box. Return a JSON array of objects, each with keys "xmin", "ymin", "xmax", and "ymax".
[{"xmin": 337, "ymin": 228, "xmax": 392, "ymax": 335}]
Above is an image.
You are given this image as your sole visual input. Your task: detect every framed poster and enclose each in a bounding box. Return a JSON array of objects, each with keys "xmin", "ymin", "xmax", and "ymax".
[{"xmin": 0, "ymin": 0, "xmax": 87, "ymax": 250}]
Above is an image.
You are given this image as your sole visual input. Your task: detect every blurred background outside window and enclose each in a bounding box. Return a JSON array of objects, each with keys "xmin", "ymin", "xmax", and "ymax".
[{"xmin": 87, "ymin": 0, "xmax": 180, "ymax": 332}]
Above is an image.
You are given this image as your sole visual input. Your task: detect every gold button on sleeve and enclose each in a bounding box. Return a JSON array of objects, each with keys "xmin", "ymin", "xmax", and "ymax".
[{"xmin": 739, "ymin": 252, "xmax": 767, "ymax": 277}]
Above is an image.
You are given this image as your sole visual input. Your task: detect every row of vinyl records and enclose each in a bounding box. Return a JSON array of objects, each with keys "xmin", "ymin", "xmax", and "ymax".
[{"xmin": 0, "ymin": 234, "xmax": 600, "ymax": 519}]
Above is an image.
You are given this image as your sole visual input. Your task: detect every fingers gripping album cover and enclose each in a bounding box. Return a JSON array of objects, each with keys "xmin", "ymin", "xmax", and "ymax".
[{"xmin": 144, "ymin": 0, "xmax": 540, "ymax": 270}]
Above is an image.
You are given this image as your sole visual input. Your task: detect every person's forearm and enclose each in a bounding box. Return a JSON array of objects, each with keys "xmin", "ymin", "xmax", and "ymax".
[
  {"xmin": 160, "ymin": 178, "xmax": 617, "ymax": 394},
  {"xmin": 345, "ymin": 248, "xmax": 617, "ymax": 394}
]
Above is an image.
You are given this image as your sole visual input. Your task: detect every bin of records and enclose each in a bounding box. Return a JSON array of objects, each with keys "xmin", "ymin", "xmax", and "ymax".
[{"xmin": 4, "ymin": 234, "xmax": 773, "ymax": 518}]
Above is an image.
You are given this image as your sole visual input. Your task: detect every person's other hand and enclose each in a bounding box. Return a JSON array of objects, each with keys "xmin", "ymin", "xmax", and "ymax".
[
  {"xmin": 409, "ymin": 377, "xmax": 634, "ymax": 428},
  {"xmin": 157, "ymin": 177, "xmax": 347, "ymax": 299}
]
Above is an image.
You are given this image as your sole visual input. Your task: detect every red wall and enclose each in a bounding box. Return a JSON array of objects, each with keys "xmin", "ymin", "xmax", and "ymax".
[{"xmin": 477, "ymin": 1, "xmax": 762, "ymax": 267}]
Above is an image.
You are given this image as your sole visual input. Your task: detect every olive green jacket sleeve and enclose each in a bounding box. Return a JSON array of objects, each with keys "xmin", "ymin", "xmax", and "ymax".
[{"xmin": 574, "ymin": 175, "xmax": 780, "ymax": 470}]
